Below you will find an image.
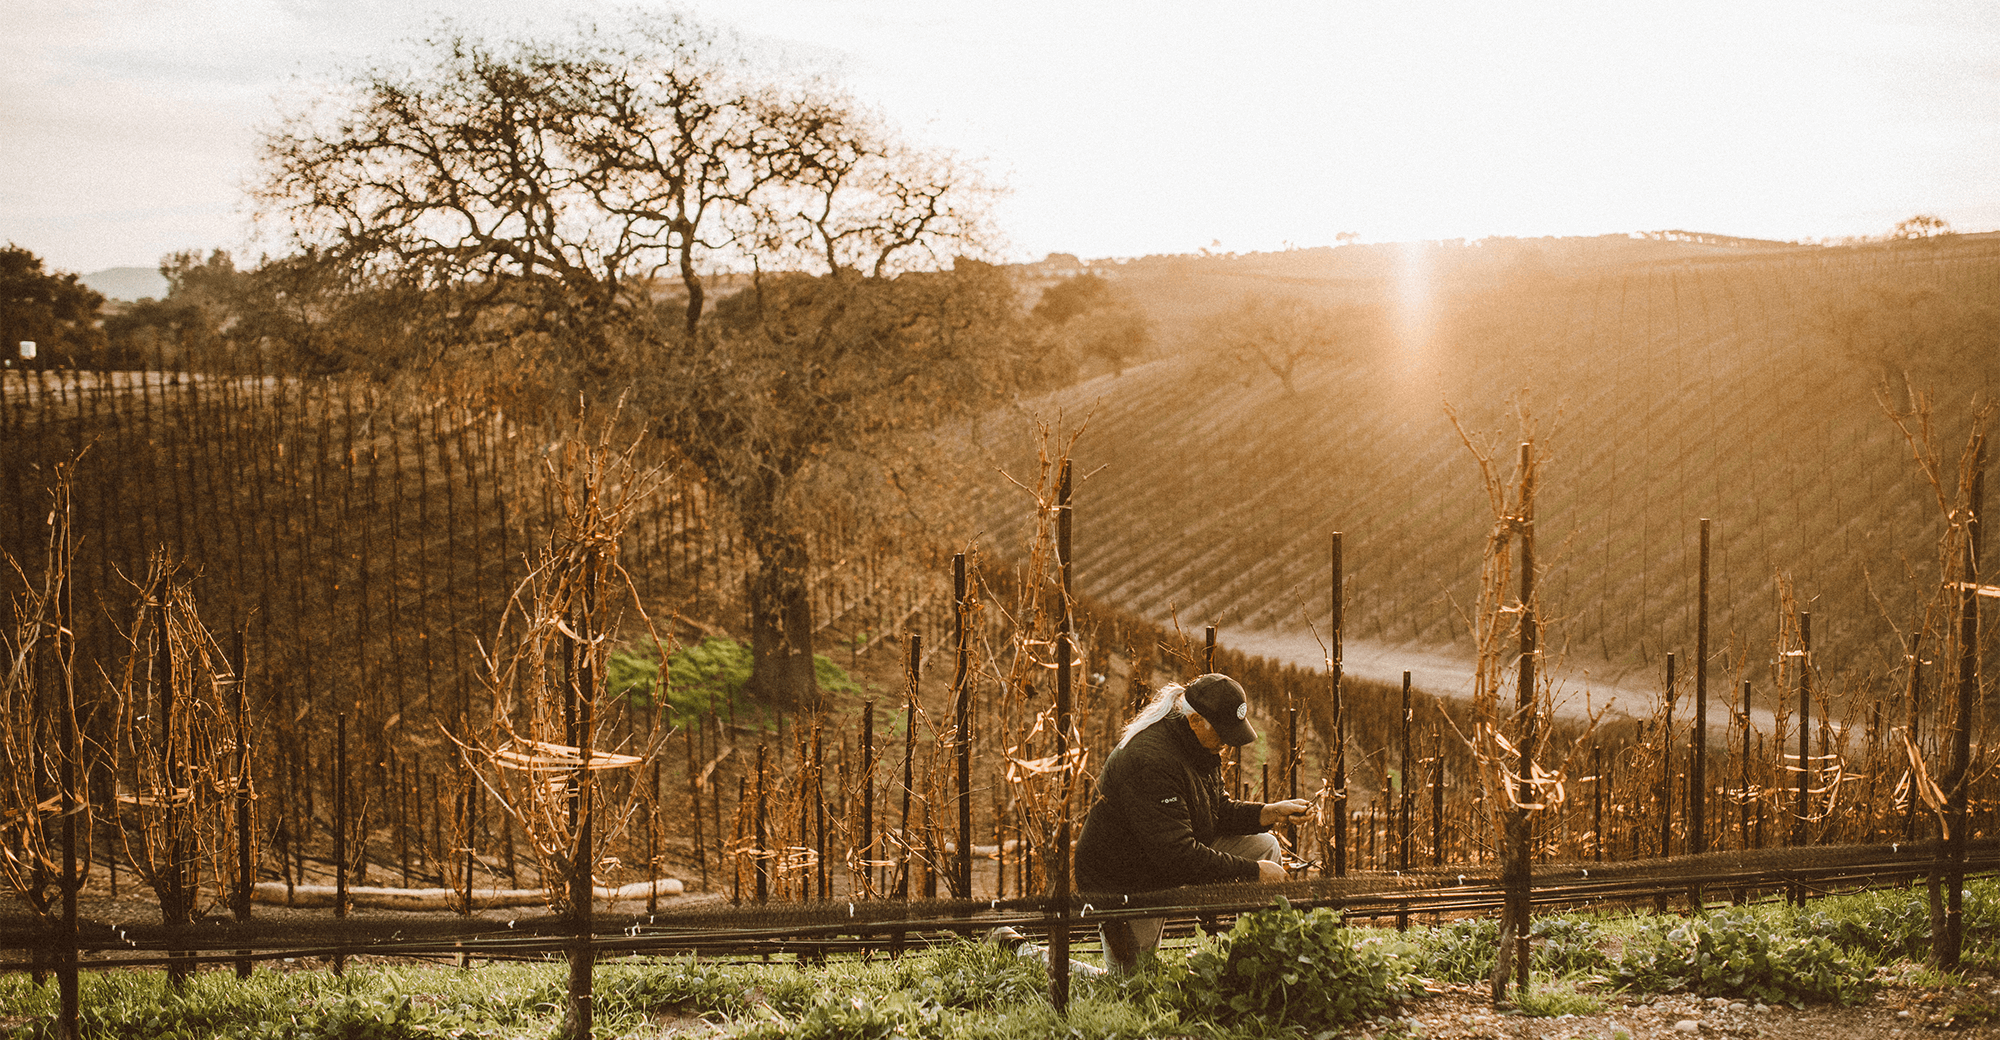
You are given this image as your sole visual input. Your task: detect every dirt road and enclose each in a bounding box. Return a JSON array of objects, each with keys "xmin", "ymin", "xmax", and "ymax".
[{"xmin": 1221, "ymin": 627, "xmax": 1781, "ymax": 734}]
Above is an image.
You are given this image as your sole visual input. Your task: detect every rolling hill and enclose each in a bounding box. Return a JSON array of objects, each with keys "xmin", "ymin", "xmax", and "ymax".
[
  {"xmin": 977, "ymin": 236, "xmax": 2000, "ymax": 714},
  {"xmin": 80, "ymin": 265, "xmax": 169, "ymax": 302}
]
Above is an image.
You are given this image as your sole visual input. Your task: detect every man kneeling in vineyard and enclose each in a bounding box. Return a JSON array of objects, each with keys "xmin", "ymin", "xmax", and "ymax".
[{"xmin": 1073, "ymin": 673, "xmax": 1308, "ymax": 973}]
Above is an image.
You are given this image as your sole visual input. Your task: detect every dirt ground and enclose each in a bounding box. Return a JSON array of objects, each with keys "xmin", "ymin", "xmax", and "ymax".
[{"xmin": 1381, "ymin": 974, "xmax": 2000, "ymax": 1040}]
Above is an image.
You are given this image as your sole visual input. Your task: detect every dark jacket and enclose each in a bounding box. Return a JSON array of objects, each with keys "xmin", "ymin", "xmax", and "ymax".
[{"xmin": 1074, "ymin": 714, "xmax": 1267, "ymax": 893}]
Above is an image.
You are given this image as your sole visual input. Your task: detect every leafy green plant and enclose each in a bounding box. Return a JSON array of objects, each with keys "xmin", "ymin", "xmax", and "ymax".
[
  {"xmin": 247, "ymin": 995, "xmax": 436, "ymax": 1040},
  {"xmin": 1531, "ymin": 916, "xmax": 1612, "ymax": 976},
  {"xmin": 1613, "ymin": 908, "xmax": 1875, "ymax": 1007},
  {"xmin": 1797, "ymin": 887, "xmax": 1934, "ymax": 961},
  {"xmin": 596, "ymin": 957, "xmax": 760, "ymax": 1019},
  {"xmin": 1401, "ymin": 913, "xmax": 1610, "ymax": 985},
  {"xmin": 1402, "ymin": 914, "xmax": 1499, "ymax": 983},
  {"xmin": 1181, "ymin": 897, "xmax": 1424, "ymax": 1032},
  {"xmin": 1787, "ymin": 879, "xmax": 2000, "ymax": 966}
]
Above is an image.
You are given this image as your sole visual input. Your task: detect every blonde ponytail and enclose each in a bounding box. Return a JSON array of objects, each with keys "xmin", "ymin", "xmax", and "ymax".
[{"xmin": 1116, "ymin": 682, "xmax": 1190, "ymax": 749}]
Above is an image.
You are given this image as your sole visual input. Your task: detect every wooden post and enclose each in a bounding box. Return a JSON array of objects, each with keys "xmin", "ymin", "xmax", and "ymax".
[
  {"xmin": 1940, "ymin": 437, "xmax": 1983, "ymax": 968},
  {"xmin": 732, "ymin": 776, "xmax": 746, "ymax": 906},
  {"xmin": 1692, "ymin": 519, "xmax": 1710, "ymax": 856},
  {"xmin": 648, "ymin": 762, "xmax": 660, "ymax": 914},
  {"xmin": 565, "ymin": 557, "xmax": 598, "ymax": 1040},
  {"xmin": 399, "ymin": 762, "xmax": 412, "ymax": 887},
  {"xmin": 1288, "ymin": 704, "xmax": 1301, "ymax": 856},
  {"xmin": 1330, "ymin": 533, "xmax": 1346, "ymax": 877},
  {"xmin": 336, "ymin": 713, "xmax": 348, "ymax": 917},
  {"xmin": 898, "ymin": 635, "xmax": 919, "ymax": 901},
  {"xmin": 1740, "ymin": 681, "xmax": 1752, "ymax": 853},
  {"xmin": 1794, "ymin": 613, "xmax": 1812, "ymax": 849},
  {"xmin": 233, "ymin": 629, "xmax": 253, "ymax": 978},
  {"xmin": 57, "ymin": 513, "xmax": 79, "ymax": 1040},
  {"xmin": 1430, "ymin": 721, "xmax": 1443, "ymax": 866},
  {"xmin": 814, "ymin": 721, "xmax": 827, "ymax": 901},
  {"xmin": 460, "ymin": 764, "xmax": 475, "ymax": 916},
  {"xmin": 1049, "ymin": 459, "xmax": 1075, "ymax": 1010},
  {"xmin": 710, "ymin": 715, "xmax": 724, "ymax": 877},
  {"xmin": 1790, "ymin": 612, "xmax": 1812, "ymax": 909},
  {"xmin": 1905, "ymin": 636, "xmax": 1924, "ymax": 841},
  {"xmin": 333, "ymin": 712, "xmax": 348, "ymax": 976},
  {"xmin": 686, "ymin": 728, "xmax": 705, "ymax": 890},
  {"xmin": 1660, "ymin": 653, "xmax": 1675, "ymax": 858},
  {"xmin": 952, "ymin": 553, "xmax": 971, "ymax": 899},
  {"xmin": 428, "ymin": 771, "xmax": 441, "ymax": 883},
  {"xmin": 1398, "ymin": 672, "xmax": 1412, "ymax": 872},
  {"xmin": 860, "ymin": 700, "xmax": 875, "ymax": 898},
  {"xmin": 1756, "ymin": 733, "xmax": 1767, "ymax": 849},
  {"xmin": 754, "ymin": 744, "xmax": 769, "ymax": 904},
  {"xmin": 1867, "ymin": 702, "xmax": 1883, "ymax": 843},
  {"xmin": 159, "ymin": 613, "xmax": 190, "ymax": 987},
  {"xmin": 1504, "ymin": 442, "xmax": 1535, "ymax": 998},
  {"xmin": 1592, "ymin": 744, "xmax": 1604, "ymax": 862}
]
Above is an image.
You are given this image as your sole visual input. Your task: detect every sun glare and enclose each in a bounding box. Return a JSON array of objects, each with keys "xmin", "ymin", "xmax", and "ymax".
[{"xmin": 1391, "ymin": 240, "xmax": 1436, "ymax": 378}]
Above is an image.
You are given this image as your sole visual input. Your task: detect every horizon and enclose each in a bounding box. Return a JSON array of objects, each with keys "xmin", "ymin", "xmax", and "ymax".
[
  {"xmin": 9, "ymin": 0, "xmax": 1998, "ymax": 275},
  {"xmin": 67, "ymin": 225, "xmax": 1964, "ymax": 293}
]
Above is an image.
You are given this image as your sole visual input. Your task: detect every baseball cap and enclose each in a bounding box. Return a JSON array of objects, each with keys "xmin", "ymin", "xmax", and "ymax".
[{"xmin": 1184, "ymin": 673, "xmax": 1257, "ymax": 747}]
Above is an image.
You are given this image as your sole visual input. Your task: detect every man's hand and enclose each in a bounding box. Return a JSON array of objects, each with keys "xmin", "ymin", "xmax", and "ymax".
[
  {"xmin": 1257, "ymin": 858, "xmax": 1288, "ymax": 882},
  {"xmin": 1259, "ymin": 798, "xmax": 1310, "ymax": 828}
]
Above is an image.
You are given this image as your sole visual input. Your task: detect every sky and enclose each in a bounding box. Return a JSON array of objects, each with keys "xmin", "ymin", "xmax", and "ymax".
[{"xmin": 5, "ymin": 0, "xmax": 1999, "ymax": 276}]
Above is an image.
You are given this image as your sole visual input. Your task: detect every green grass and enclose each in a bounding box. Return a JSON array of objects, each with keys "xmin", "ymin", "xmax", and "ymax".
[
  {"xmin": 0, "ymin": 962, "xmax": 560, "ymax": 1039},
  {"xmin": 607, "ymin": 635, "xmax": 869, "ymax": 728},
  {"xmin": 0, "ymin": 943, "xmax": 1212, "ymax": 1040},
  {"xmin": 1514, "ymin": 976, "xmax": 1608, "ymax": 1017},
  {"xmin": 10, "ymin": 883, "xmax": 2000, "ymax": 1038}
]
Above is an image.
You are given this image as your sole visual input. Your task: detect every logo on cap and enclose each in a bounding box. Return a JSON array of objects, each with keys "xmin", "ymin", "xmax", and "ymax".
[{"xmin": 1235, "ymin": 703, "xmax": 1248, "ymax": 720}]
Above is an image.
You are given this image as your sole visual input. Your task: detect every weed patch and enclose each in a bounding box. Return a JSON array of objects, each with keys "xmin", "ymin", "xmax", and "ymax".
[
  {"xmin": 1613, "ymin": 907, "xmax": 1875, "ymax": 1007},
  {"xmin": 1180, "ymin": 897, "xmax": 1424, "ymax": 1032},
  {"xmin": 1514, "ymin": 976, "xmax": 1608, "ymax": 1017},
  {"xmin": 893, "ymin": 935, "xmax": 1046, "ymax": 1010}
]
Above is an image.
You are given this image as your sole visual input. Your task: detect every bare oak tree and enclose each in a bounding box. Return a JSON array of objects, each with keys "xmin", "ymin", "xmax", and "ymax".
[
  {"xmin": 257, "ymin": 12, "xmax": 989, "ymax": 368},
  {"xmin": 256, "ymin": 11, "xmax": 1026, "ymax": 707},
  {"xmin": 1201, "ymin": 293, "xmax": 1371, "ymax": 394}
]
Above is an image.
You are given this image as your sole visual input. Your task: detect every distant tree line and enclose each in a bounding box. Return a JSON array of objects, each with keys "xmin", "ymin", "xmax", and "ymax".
[{"xmin": 0, "ymin": 245, "xmax": 105, "ymax": 369}]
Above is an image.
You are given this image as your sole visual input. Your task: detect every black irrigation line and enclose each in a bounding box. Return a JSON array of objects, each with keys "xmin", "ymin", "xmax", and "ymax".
[{"xmin": 7, "ymin": 839, "xmax": 2000, "ymax": 974}]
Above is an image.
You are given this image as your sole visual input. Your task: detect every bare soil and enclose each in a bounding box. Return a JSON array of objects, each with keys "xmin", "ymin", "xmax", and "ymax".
[{"xmin": 1385, "ymin": 975, "xmax": 2000, "ymax": 1040}]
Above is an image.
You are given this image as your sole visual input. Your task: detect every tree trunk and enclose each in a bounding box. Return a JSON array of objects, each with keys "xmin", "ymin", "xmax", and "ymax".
[{"xmin": 744, "ymin": 515, "xmax": 816, "ymax": 709}]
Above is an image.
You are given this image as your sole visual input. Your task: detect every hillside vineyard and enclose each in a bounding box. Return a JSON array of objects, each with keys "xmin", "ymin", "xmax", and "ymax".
[{"xmin": 0, "ymin": 236, "xmax": 1994, "ymax": 1001}]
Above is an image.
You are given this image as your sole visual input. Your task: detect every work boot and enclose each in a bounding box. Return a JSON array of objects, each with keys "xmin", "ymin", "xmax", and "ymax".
[
  {"xmin": 988, "ymin": 926, "xmax": 1030, "ymax": 952},
  {"xmin": 986, "ymin": 926, "xmax": 1105, "ymax": 976}
]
